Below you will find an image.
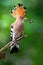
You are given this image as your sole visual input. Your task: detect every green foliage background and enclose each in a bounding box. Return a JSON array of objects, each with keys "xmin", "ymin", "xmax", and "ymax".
[{"xmin": 0, "ymin": 0, "xmax": 43, "ymax": 65}]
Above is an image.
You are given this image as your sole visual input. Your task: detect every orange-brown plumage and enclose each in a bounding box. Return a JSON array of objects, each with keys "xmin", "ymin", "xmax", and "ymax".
[{"xmin": 11, "ymin": 5, "xmax": 26, "ymax": 18}]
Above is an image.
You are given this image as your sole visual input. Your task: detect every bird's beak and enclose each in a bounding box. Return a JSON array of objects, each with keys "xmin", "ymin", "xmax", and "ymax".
[{"xmin": 24, "ymin": 18, "xmax": 33, "ymax": 23}]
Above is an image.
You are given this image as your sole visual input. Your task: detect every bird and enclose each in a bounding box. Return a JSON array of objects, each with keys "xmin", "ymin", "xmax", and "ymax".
[{"xmin": 10, "ymin": 3, "xmax": 26, "ymax": 54}]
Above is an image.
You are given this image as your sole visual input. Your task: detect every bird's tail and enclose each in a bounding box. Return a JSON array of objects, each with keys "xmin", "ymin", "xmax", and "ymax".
[{"xmin": 10, "ymin": 43, "xmax": 19, "ymax": 54}]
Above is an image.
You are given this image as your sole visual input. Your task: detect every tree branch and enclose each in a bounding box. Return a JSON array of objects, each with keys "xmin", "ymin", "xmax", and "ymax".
[{"xmin": 0, "ymin": 35, "xmax": 28, "ymax": 59}]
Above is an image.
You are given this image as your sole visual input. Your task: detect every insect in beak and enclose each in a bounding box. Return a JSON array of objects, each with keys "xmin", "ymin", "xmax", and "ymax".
[{"xmin": 24, "ymin": 18, "xmax": 33, "ymax": 23}]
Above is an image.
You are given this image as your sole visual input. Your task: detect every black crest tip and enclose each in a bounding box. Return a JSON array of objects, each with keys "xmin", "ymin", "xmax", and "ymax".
[
  {"xmin": 11, "ymin": 9, "xmax": 12, "ymax": 13},
  {"xmin": 14, "ymin": 6, "xmax": 16, "ymax": 7},
  {"xmin": 24, "ymin": 7, "xmax": 26, "ymax": 9},
  {"xmin": 18, "ymin": 3, "xmax": 23, "ymax": 6}
]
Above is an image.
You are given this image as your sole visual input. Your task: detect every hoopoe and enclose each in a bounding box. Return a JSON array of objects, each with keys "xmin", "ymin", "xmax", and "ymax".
[
  {"xmin": 10, "ymin": 4, "xmax": 26, "ymax": 54},
  {"xmin": 0, "ymin": 4, "xmax": 32, "ymax": 58}
]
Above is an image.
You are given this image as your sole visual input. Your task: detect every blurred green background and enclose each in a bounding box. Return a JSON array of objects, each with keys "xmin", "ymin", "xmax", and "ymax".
[{"xmin": 0, "ymin": 0, "xmax": 43, "ymax": 65}]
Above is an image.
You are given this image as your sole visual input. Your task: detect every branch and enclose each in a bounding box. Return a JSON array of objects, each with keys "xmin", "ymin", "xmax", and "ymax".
[{"xmin": 0, "ymin": 35, "xmax": 28, "ymax": 59}]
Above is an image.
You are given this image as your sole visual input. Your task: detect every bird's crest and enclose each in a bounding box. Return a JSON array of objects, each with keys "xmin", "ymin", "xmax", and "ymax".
[{"xmin": 11, "ymin": 3, "xmax": 26, "ymax": 18}]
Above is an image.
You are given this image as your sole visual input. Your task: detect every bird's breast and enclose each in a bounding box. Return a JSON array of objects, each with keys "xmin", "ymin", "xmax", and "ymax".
[{"xmin": 14, "ymin": 23, "xmax": 24, "ymax": 34}]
